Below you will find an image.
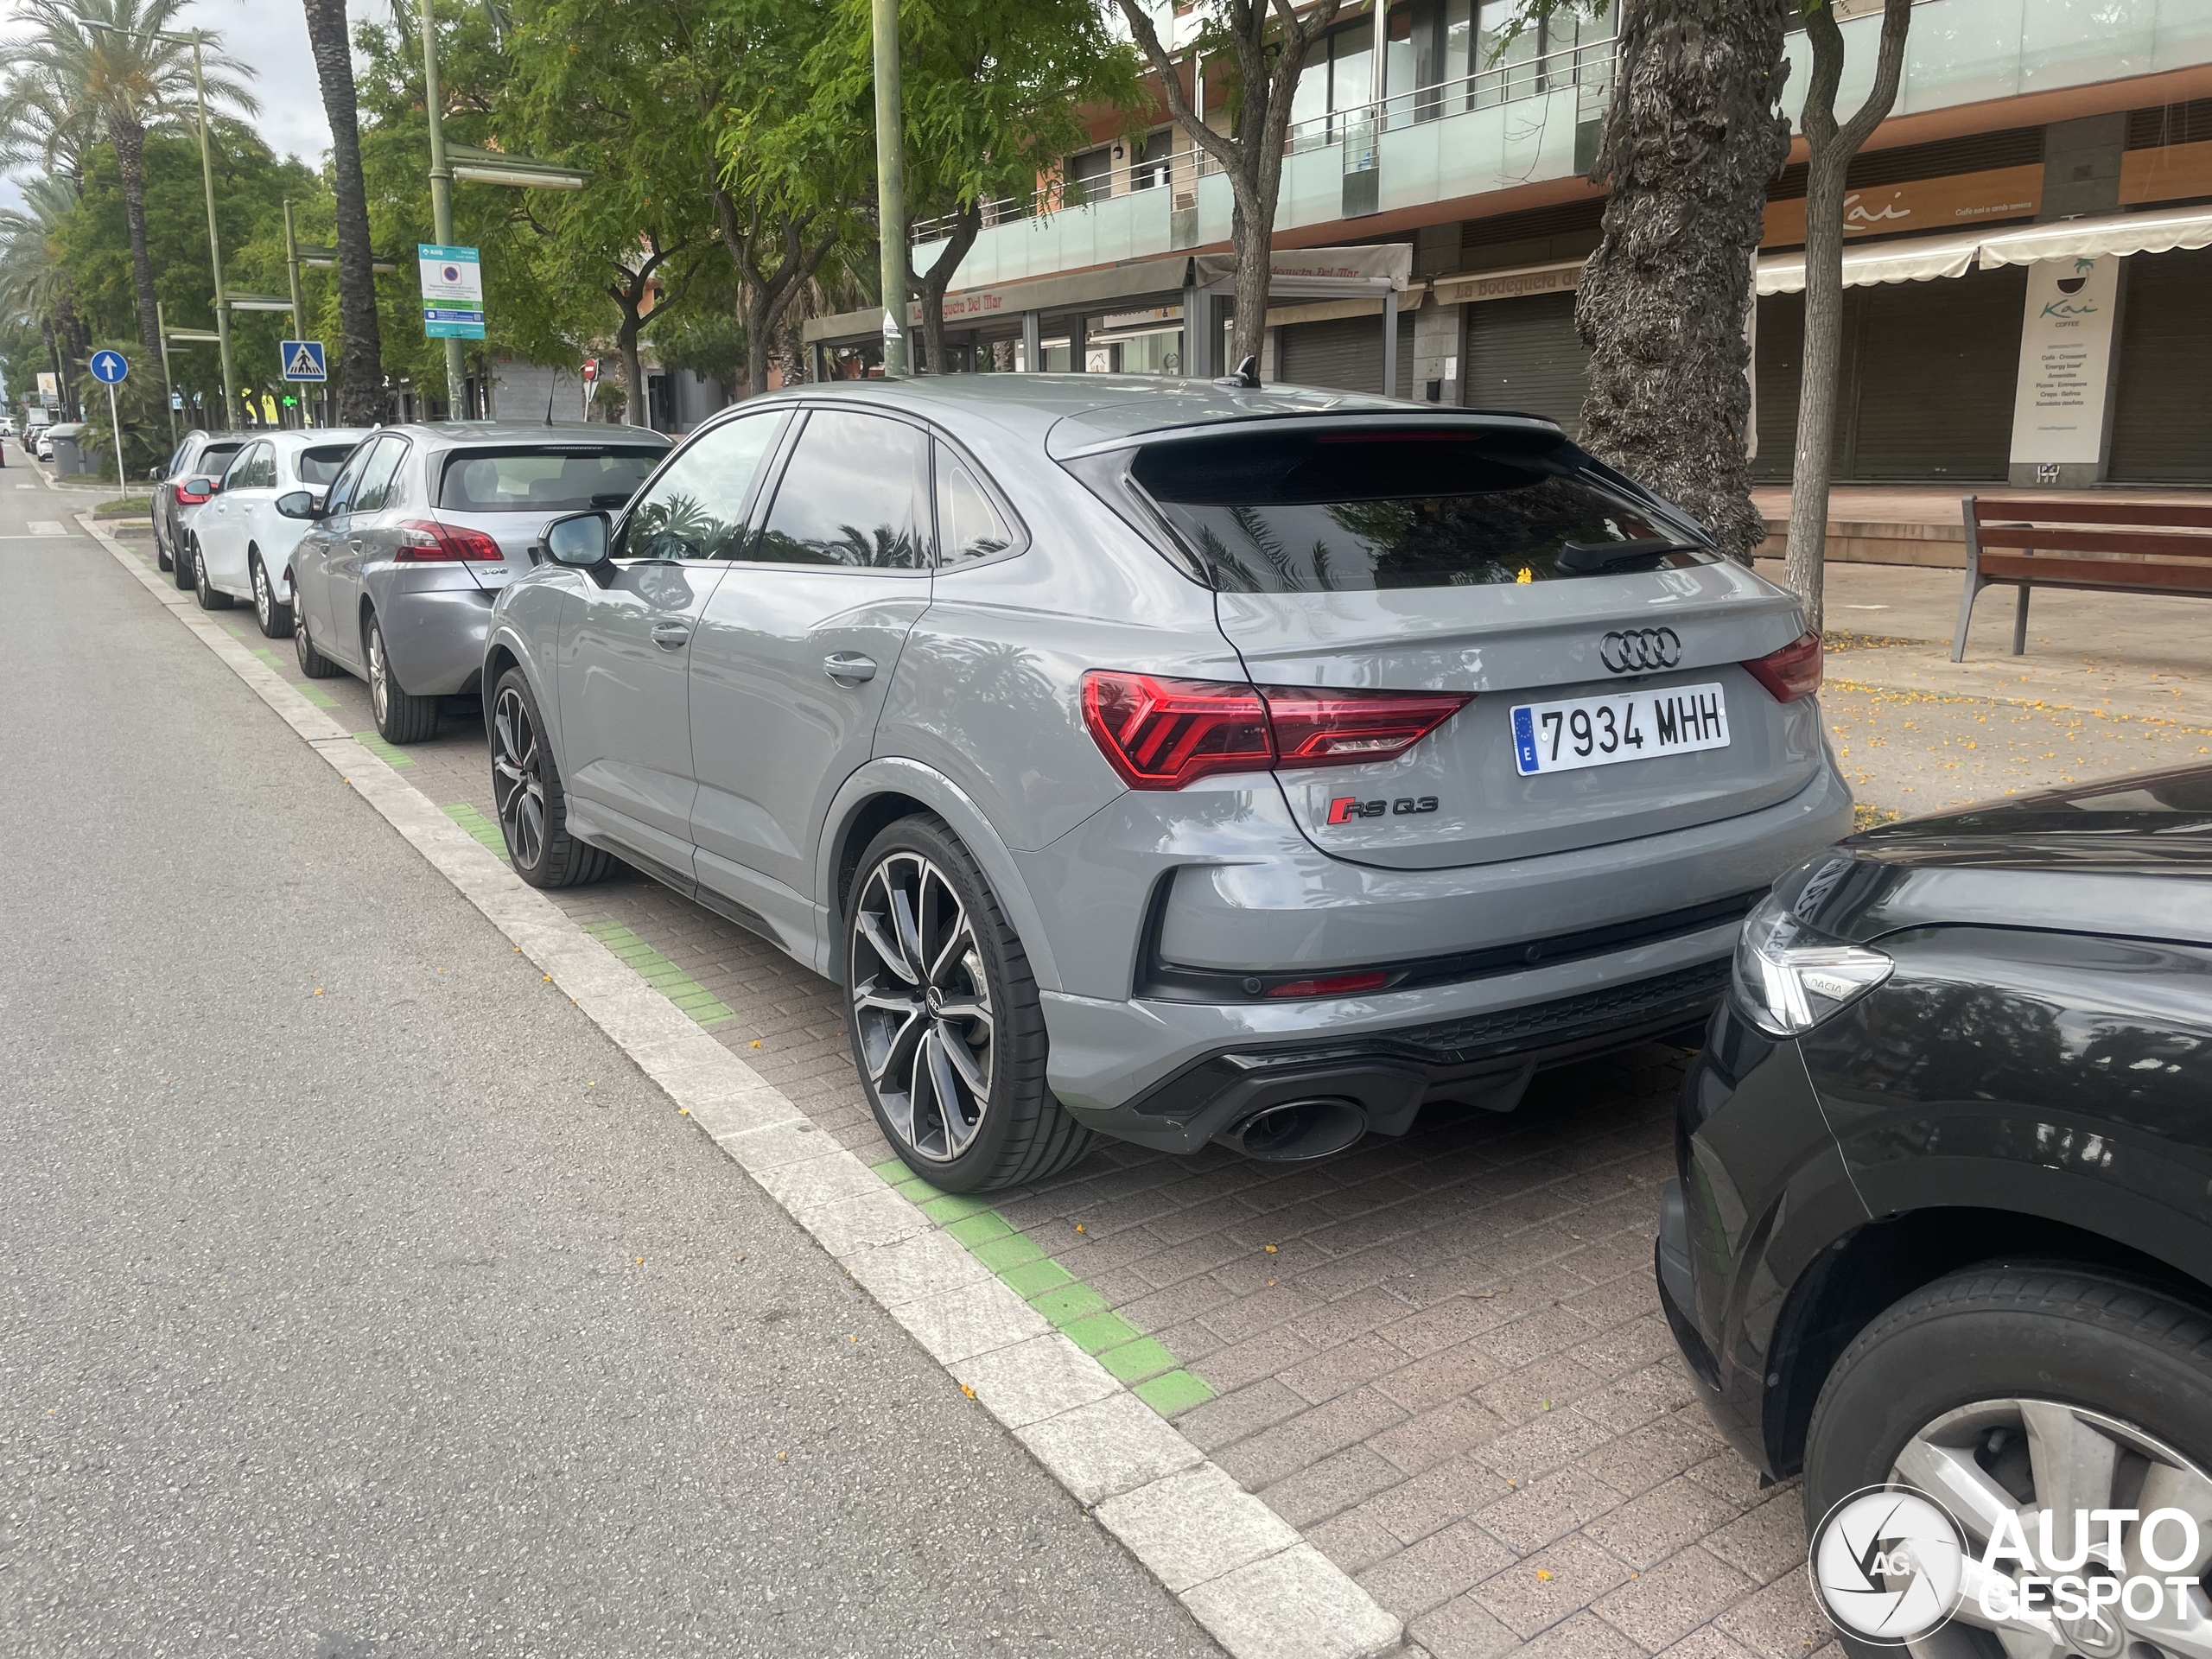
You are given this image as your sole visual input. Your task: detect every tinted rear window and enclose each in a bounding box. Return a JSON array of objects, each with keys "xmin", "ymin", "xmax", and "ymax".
[
  {"xmin": 199, "ymin": 443, "xmax": 242, "ymax": 476},
  {"xmin": 1132, "ymin": 429, "xmax": 1713, "ymax": 592},
  {"xmin": 437, "ymin": 446, "xmax": 663, "ymax": 513},
  {"xmin": 298, "ymin": 445, "xmax": 355, "ymax": 486}
]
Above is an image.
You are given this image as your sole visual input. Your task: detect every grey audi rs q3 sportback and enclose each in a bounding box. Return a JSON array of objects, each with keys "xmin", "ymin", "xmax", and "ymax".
[{"xmin": 485, "ymin": 377, "xmax": 1853, "ymax": 1192}]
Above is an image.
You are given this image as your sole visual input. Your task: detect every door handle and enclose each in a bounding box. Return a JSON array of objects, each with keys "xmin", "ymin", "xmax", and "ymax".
[
  {"xmin": 823, "ymin": 652, "xmax": 876, "ymax": 684},
  {"xmin": 652, "ymin": 621, "xmax": 692, "ymax": 651}
]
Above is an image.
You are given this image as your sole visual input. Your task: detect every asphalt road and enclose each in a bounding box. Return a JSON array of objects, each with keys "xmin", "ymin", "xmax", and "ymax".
[{"xmin": 0, "ymin": 467, "xmax": 1219, "ymax": 1657}]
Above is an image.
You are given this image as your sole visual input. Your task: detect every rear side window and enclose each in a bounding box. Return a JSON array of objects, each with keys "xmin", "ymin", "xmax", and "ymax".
[
  {"xmin": 934, "ymin": 445, "xmax": 1014, "ymax": 567},
  {"xmin": 438, "ymin": 446, "xmax": 663, "ymax": 513},
  {"xmin": 750, "ymin": 410, "xmax": 930, "ymax": 569},
  {"xmin": 296, "ymin": 445, "xmax": 355, "ymax": 486},
  {"xmin": 1130, "ymin": 429, "xmax": 1713, "ymax": 592},
  {"xmin": 349, "ymin": 437, "xmax": 408, "ymax": 515}
]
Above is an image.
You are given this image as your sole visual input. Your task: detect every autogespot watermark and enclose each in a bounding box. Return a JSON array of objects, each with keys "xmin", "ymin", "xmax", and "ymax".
[{"xmin": 1808, "ymin": 1485, "xmax": 2207, "ymax": 1647}]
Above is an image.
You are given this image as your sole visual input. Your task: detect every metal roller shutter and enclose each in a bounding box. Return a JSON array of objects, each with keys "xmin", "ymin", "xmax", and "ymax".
[
  {"xmin": 2109, "ymin": 247, "xmax": 2212, "ymax": 484},
  {"xmin": 1751, "ymin": 290, "xmax": 1804, "ymax": 482},
  {"xmin": 1845, "ymin": 264, "xmax": 2024, "ymax": 480},
  {"xmin": 1461, "ymin": 291, "xmax": 1591, "ymax": 435},
  {"xmin": 1275, "ymin": 313, "xmax": 1414, "ymax": 397}
]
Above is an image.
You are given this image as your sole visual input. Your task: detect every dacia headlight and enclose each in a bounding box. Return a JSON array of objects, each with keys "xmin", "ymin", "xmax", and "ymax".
[{"xmin": 1732, "ymin": 893, "xmax": 1894, "ymax": 1036}]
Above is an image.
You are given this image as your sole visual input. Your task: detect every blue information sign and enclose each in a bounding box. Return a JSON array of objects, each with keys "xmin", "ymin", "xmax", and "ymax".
[
  {"xmin": 281, "ymin": 340, "xmax": 328, "ymax": 382},
  {"xmin": 90, "ymin": 349, "xmax": 128, "ymax": 385}
]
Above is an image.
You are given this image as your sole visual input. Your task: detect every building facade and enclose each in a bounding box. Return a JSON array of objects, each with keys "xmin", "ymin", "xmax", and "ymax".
[{"xmin": 811, "ymin": 0, "xmax": 2212, "ymax": 487}]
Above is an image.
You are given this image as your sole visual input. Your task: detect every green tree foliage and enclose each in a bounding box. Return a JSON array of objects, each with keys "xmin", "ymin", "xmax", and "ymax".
[
  {"xmin": 75, "ymin": 333, "xmax": 168, "ymax": 480},
  {"xmin": 2, "ymin": 0, "xmax": 257, "ymax": 359}
]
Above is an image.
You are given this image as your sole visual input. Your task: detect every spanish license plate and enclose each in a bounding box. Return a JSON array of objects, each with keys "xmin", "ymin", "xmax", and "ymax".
[{"xmin": 1510, "ymin": 683, "xmax": 1730, "ymax": 776}]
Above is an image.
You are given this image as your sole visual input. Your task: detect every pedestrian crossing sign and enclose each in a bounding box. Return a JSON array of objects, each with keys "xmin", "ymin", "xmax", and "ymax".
[{"xmin": 281, "ymin": 340, "xmax": 328, "ymax": 383}]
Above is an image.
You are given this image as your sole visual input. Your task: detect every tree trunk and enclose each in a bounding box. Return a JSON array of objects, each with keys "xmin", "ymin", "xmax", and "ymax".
[
  {"xmin": 303, "ymin": 0, "xmax": 388, "ymax": 426},
  {"xmin": 618, "ymin": 310, "xmax": 645, "ymax": 429},
  {"xmin": 1783, "ymin": 0, "xmax": 1914, "ymax": 632},
  {"xmin": 713, "ymin": 188, "xmax": 838, "ymax": 398},
  {"xmin": 1576, "ymin": 0, "xmax": 1794, "ymax": 563},
  {"xmin": 1118, "ymin": 0, "xmax": 1338, "ymax": 374},
  {"xmin": 106, "ymin": 114, "xmax": 163, "ymax": 360},
  {"xmin": 908, "ymin": 201, "xmax": 983, "ymax": 373}
]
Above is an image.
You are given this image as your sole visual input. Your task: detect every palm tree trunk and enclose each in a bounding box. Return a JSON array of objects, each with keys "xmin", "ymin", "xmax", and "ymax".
[
  {"xmin": 106, "ymin": 113, "xmax": 162, "ymax": 360},
  {"xmin": 303, "ymin": 0, "xmax": 387, "ymax": 425}
]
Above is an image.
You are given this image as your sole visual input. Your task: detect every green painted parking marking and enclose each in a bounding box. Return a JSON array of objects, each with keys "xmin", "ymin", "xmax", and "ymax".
[
  {"xmin": 352, "ymin": 730, "xmax": 415, "ymax": 768},
  {"xmin": 999, "ymin": 1257, "xmax": 1075, "ymax": 1300},
  {"xmin": 867, "ymin": 1156, "xmax": 1215, "ymax": 1417},
  {"xmin": 1132, "ymin": 1370, "xmax": 1215, "ymax": 1414},
  {"xmin": 440, "ymin": 801, "xmax": 510, "ymax": 855},
  {"xmin": 580, "ymin": 920, "xmax": 735, "ymax": 1028}
]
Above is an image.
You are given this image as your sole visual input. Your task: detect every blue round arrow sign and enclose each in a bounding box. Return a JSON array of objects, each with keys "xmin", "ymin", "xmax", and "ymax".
[{"xmin": 91, "ymin": 350, "xmax": 129, "ymax": 384}]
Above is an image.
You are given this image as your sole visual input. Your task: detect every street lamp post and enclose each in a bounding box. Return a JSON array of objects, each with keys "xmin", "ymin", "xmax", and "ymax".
[
  {"xmin": 872, "ymin": 0, "xmax": 908, "ymax": 379},
  {"xmin": 416, "ymin": 0, "xmax": 467, "ymax": 418}
]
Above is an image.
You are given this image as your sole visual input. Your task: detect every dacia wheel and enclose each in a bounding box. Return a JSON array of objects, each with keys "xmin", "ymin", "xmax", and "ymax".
[
  {"xmin": 294, "ymin": 599, "xmax": 341, "ymax": 678},
  {"xmin": 1802, "ymin": 1264, "xmax": 2212, "ymax": 1659},
  {"xmin": 172, "ymin": 534, "xmax": 196, "ymax": 592},
  {"xmin": 365, "ymin": 612, "xmax": 438, "ymax": 744},
  {"xmin": 845, "ymin": 814, "xmax": 1094, "ymax": 1193},
  {"xmin": 193, "ymin": 543, "xmax": 233, "ymax": 610},
  {"xmin": 250, "ymin": 551, "xmax": 291, "ymax": 638},
  {"xmin": 491, "ymin": 666, "xmax": 607, "ymax": 888}
]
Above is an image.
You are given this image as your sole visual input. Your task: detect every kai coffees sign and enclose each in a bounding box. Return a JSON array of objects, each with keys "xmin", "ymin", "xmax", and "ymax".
[
  {"xmin": 419, "ymin": 244, "xmax": 486, "ymax": 340},
  {"xmin": 2009, "ymin": 256, "xmax": 2120, "ymax": 466}
]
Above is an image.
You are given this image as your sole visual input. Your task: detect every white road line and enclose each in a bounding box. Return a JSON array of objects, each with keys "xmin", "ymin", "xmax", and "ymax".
[{"xmin": 75, "ymin": 512, "xmax": 1403, "ymax": 1659}]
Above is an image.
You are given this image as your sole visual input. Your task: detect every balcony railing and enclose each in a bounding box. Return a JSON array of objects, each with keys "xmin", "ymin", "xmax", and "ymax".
[{"xmin": 909, "ymin": 36, "xmax": 1616, "ymax": 245}]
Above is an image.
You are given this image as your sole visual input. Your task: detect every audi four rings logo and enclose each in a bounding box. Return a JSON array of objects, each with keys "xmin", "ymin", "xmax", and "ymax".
[{"xmin": 1600, "ymin": 626, "xmax": 1682, "ymax": 673}]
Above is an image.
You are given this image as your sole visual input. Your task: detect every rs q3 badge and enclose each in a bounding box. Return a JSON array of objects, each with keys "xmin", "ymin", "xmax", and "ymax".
[{"xmin": 1328, "ymin": 796, "xmax": 1439, "ymax": 824}]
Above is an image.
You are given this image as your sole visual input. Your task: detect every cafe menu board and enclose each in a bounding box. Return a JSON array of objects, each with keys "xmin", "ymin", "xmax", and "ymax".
[{"xmin": 2008, "ymin": 255, "xmax": 2120, "ymax": 467}]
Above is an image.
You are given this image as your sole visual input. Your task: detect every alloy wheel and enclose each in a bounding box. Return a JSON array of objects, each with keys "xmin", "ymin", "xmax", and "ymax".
[
  {"xmin": 491, "ymin": 686, "xmax": 545, "ymax": 868},
  {"xmin": 1885, "ymin": 1397, "xmax": 2212, "ymax": 1656},
  {"xmin": 367, "ymin": 623, "xmax": 388, "ymax": 725},
  {"xmin": 849, "ymin": 852, "xmax": 995, "ymax": 1162},
  {"xmin": 253, "ymin": 562, "xmax": 272, "ymax": 627}
]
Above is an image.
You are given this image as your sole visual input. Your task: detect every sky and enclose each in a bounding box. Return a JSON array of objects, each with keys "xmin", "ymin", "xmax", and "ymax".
[{"xmin": 0, "ymin": 0, "xmax": 375, "ymax": 209}]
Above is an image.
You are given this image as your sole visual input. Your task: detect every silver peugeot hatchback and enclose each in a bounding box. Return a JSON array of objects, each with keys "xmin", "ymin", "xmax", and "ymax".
[{"xmin": 484, "ymin": 378, "xmax": 1851, "ymax": 1192}]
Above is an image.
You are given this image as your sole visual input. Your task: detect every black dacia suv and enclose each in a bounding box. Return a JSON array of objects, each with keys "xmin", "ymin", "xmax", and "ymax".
[{"xmin": 1661, "ymin": 766, "xmax": 2212, "ymax": 1656}]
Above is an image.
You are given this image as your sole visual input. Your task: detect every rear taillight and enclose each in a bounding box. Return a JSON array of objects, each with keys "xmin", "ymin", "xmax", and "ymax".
[
  {"xmin": 1743, "ymin": 629, "xmax": 1822, "ymax": 703},
  {"xmin": 392, "ymin": 519, "xmax": 504, "ymax": 562},
  {"xmin": 175, "ymin": 486, "xmax": 211, "ymax": 506},
  {"xmin": 1264, "ymin": 685, "xmax": 1474, "ymax": 766},
  {"xmin": 1080, "ymin": 671, "xmax": 1472, "ymax": 791}
]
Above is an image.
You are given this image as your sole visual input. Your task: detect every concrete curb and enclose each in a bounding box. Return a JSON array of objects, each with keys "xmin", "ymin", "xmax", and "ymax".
[{"xmin": 78, "ymin": 513, "xmax": 1406, "ymax": 1659}]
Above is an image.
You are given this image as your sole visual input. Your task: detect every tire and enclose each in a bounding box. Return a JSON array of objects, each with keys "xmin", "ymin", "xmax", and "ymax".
[
  {"xmin": 250, "ymin": 552, "xmax": 292, "ymax": 638},
  {"xmin": 172, "ymin": 533, "xmax": 196, "ymax": 592},
  {"xmin": 490, "ymin": 667, "xmax": 607, "ymax": 888},
  {"xmin": 156, "ymin": 530, "xmax": 172, "ymax": 572},
  {"xmin": 845, "ymin": 814, "xmax": 1095, "ymax": 1193},
  {"xmin": 294, "ymin": 602, "xmax": 341, "ymax": 679},
  {"xmin": 1802, "ymin": 1264, "xmax": 2212, "ymax": 1659},
  {"xmin": 194, "ymin": 543, "xmax": 234, "ymax": 609},
  {"xmin": 365, "ymin": 613, "xmax": 438, "ymax": 744}
]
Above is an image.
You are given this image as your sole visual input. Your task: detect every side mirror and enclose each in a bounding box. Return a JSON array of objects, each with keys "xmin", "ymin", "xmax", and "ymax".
[
  {"xmin": 275, "ymin": 489, "xmax": 321, "ymax": 521},
  {"xmin": 184, "ymin": 475, "xmax": 220, "ymax": 497},
  {"xmin": 543, "ymin": 510, "xmax": 611, "ymax": 569},
  {"xmin": 147, "ymin": 464, "xmax": 164, "ymax": 483}
]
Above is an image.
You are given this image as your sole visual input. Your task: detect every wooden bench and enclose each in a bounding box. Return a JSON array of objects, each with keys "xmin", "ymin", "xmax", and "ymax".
[{"xmin": 1953, "ymin": 496, "xmax": 2212, "ymax": 662}]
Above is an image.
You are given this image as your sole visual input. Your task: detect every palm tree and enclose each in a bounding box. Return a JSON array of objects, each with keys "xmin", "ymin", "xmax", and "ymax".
[
  {"xmin": 301, "ymin": 0, "xmax": 384, "ymax": 423},
  {"xmin": 5, "ymin": 0, "xmax": 257, "ymax": 361},
  {"xmin": 0, "ymin": 61, "xmax": 99, "ymax": 189},
  {"xmin": 0, "ymin": 175, "xmax": 92, "ymax": 416}
]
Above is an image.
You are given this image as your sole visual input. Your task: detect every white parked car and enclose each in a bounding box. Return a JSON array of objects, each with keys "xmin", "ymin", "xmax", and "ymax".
[{"xmin": 188, "ymin": 429, "xmax": 372, "ymax": 635}]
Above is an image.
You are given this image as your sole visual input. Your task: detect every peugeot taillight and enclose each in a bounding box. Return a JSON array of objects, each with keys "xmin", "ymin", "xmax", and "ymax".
[
  {"xmin": 1743, "ymin": 629, "xmax": 1822, "ymax": 703},
  {"xmin": 1080, "ymin": 671, "xmax": 1472, "ymax": 791},
  {"xmin": 391, "ymin": 519, "xmax": 504, "ymax": 563}
]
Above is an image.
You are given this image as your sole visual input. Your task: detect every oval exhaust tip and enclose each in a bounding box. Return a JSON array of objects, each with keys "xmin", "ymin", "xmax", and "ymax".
[{"xmin": 1219, "ymin": 1097, "xmax": 1367, "ymax": 1162}]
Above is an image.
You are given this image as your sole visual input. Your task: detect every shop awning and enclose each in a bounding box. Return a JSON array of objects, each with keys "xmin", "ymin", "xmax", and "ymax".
[
  {"xmin": 1975, "ymin": 204, "xmax": 2212, "ymax": 269},
  {"xmin": 1756, "ymin": 230, "xmax": 1980, "ymax": 296}
]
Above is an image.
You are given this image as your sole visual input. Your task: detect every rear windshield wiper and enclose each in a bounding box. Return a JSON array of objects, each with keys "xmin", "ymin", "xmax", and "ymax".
[{"xmin": 1556, "ymin": 537, "xmax": 1709, "ymax": 574}]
